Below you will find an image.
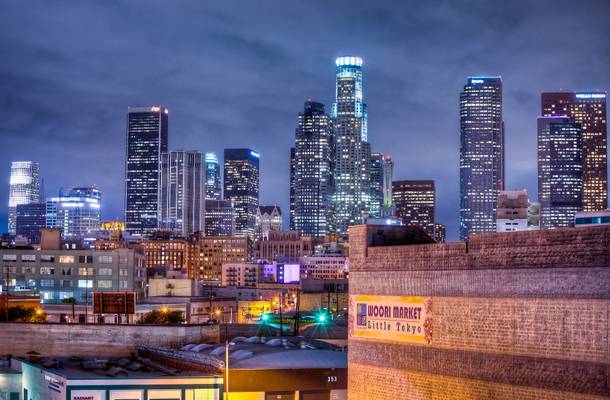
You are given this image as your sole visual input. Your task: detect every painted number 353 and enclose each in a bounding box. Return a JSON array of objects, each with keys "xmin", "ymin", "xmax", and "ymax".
[{"xmin": 327, "ymin": 376, "xmax": 337, "ymax": 383}]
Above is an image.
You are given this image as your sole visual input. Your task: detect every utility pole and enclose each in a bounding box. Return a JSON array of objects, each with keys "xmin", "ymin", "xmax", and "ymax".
[
  {"xmin": 293, "ymin": 289, "xmax": 301, "ymax": 336},
  {"xmin": 279, "ymin": 290, "xmax": 283, "ymax": 337},
  {"xmin": 224, "ymin": 339, "xmax": 229, "ymax": 399}
]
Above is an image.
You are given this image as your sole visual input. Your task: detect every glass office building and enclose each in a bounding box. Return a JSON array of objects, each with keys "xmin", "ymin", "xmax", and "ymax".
[
  {"xmin": 459, "ymin": 77, "xmax": 505, "ymax": 240},
  {"xmin": 15, "ymin": 203, "xmax": 46, "ymax": 243},
  {"xmin": 205, "ymin": 152, "xmax": 222, "ymax": 200},
  {"xmin": 46, "ymin": 187, "xmax": 102, "ymax": 239},
  {"xmin": 332, "ymin": 56, "xmax": 371, "ymax": 236},
  {"xmin": 541, "ymin": 92, "xmax": 607, "ymax": 212},
  {"xmin": 537, "ymin": 116, "xmax": 583, "ymax": 228},
  {"xmin": 160, "ymin": 150, "xmax": 205, "ymax": 236},
  {"xmin": 294, "ymin": 100, "xmax": 334, "ymax": 237},
  {"xmin": 8, "ymin": 161, "xmax": 41, "ymax": 234},
  {"xmin": 392, "ymin": 180, "xmax": 436, "ymax": 238},
  {"xmin": 125, "ymin": 106, "xmax": 168, "ymax": 237},
  {"xmin": 223, "ymin": 148, "xmax": 259, "ymax": 237}
]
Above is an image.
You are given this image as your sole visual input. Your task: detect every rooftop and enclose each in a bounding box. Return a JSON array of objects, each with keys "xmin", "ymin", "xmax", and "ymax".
[{"xmin": 20, "ymin": 355, "xmax": 215, "ymax": 379}]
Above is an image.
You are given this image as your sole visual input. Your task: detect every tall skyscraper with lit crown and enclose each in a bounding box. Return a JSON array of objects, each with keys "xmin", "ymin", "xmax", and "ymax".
[
  {"xmin": 459, "ymin": 76, "xmax": 505, "ymax": 240},
  {"xmin": 8, "ymin": 161, "xmax": 41, "ymax": 235},
  {"xmin": 125, "ymin": 106, "xmax": 168, "ymax": 237},
  {"xmin": 294, "ymin": 100, "xmax": 334, "ymax": 237},
  {"xmin": 332, "ymin": 56, "xmax": 371, "ymax": 236},
  {"xmin": 541, "ymin": 92, "xmax": 607, "ymax": 212}
]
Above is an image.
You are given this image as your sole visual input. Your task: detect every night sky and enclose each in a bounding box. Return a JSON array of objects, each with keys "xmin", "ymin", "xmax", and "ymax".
[{"xmin": 2, "ymin": 1, "xmax": 609, "ymax": 241}]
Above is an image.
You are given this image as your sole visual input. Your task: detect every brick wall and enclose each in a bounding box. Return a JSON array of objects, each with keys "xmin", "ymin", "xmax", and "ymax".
[
  {"xmin": 348, "ymin": 225, "xmax": 610, "ymax": 399},
  {"xmin": 0, "ymin": 322, "xmax": 219, "ymax": 357}
]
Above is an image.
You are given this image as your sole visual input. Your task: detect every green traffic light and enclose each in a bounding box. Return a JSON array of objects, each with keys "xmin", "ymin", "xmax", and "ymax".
[
  {"xmin": 317, "ymin": 312, "xmax": 327, "ymax": 323},
  {"xmin": 261, "ymin": 313, "xmax": 269, "ymax": 323}
]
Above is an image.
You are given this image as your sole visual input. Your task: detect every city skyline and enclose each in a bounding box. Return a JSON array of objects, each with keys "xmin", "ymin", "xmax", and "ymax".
[{"xmin": 2, "ymin": 1, "xmax": 610, "ymax": 241}]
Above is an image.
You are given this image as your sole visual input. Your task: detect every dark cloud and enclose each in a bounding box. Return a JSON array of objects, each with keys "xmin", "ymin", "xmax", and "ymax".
[{"xmin": 1, "ymin": 0, "xmax": 609, "ymax": 240}]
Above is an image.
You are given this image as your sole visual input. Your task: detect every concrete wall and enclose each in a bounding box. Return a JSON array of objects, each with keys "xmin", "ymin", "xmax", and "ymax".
[
  {"xmin": 348, "ymin": 224, "xmax": 610, "ymax": 399},
  {"xmin": 0, "ymin": 322, "xmax": 219, "ymax": 357}
]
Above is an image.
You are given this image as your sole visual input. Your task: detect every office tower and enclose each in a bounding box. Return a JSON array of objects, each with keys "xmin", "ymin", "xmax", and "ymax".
[
  {"xmin": 204, "ymin": 152, "xmax": 222, "ymax": 200},
  {"xmin": 125, "ymin": 106, "xmax": 168, "ymax": 237},
  {"xmin": 204, "ymin": 199, "xmax": 234, "ymax": 236},
  {"xmin": 46, "ymin": 187, "xmax": 102, "ymax": 239},
  {"xmin": 15, "ymin": 203, "xmax": 46, "ymax": 244},
  {"xmin": 459, "ymin": 77, "xmax": 505, "ymax": 240},
  {"xmin": 433, "ymin": 223, "xmax": 446, "ymax": 243},
  {"xmin": 369, "ymin": 152, "xmax": 383, "ymax": 218},
  {"xmin": 8, "ymin": 161, "xmax": 41, "ymax": 234},
  {"xmin": 541, "ymin": 92, "xmax": 607, "ymax": 211},
  {"xmin": 381, "ymin": 155, "xmax": 394, "ymax": 217},
  {"xmin": 289, "ymin": 147, "xmax": 296, "ymax": 231},
  {"xmin": 496, "ymin": 190, "xmax": 529, "ymax": 232},
  {"xmin": 392, "ymin": 180, "xmax": 435, "ymax": 238},
  {"xmin": 332, "ymin": 56, "xmax": 371, "ymax": 236},
  {"xmin": 537, "ymin": 116, "xmax": 583, "ymax": 228},
  {"xmin": 294, "ymin": 100, "xmax": 334, "ymax": 237},
  {"xmin": 223, "ymin": 148, "xmax": 259, "ymax": 237},
  {"xmin": 159, "ymin": 150, "xmax": 205, "ymax": 236},
  {"xmin": 255, "ymin": 205, "xmax": 282, "ymax": 241}
]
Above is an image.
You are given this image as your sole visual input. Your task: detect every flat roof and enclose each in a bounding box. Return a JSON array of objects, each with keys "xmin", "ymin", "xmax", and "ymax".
[
  {"xmin": 19, "ymin": 356, "xmax": 219, "ymax": 379},
  {"xmin": 177, "ymin": 336, "xmax": 347, "ymax": 370}
]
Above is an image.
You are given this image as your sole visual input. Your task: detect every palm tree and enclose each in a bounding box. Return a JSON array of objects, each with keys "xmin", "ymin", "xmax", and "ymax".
[{"xmin": 61, "ymin": 297, "xmax": 77, "ymax": 322}]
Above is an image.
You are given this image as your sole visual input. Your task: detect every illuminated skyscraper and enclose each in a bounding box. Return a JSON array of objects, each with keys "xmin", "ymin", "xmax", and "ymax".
[
  {"xmin": 46, "ymin": 187, "xmax": 102, "ymax": 239},
  {"xmin": 223, "ymin": 148, "xmax": 259, "ymax": 237},
  {"xmin": 541, "ymin": 92, "xmax": 607, "ymax": 211},
  {"xmin": 15, "ymin": 203, "xmax": 46, "ymax": 243},
  {"xmin": 160, "ymin": 150, "xmax": 205, "ymax": 236},
  {"xmin": 204, "ymin": 199, "xmax": 234, "ymax": 236},
  {"xmin": 459, "ymin": 77, "xmax": 505, "ymax": 240},
  {"xmin": 294, "ymin": 100, "xmax": 334, "ymax": 237},
  {"xmin": 369, "ymin": 152, "xmax": 383, "ymax": 218},
  {"xmin": 289, "ymin": 147, "xmax": 296, "ymax": 230},
  {"xmin": 332, "ymin": 56, "xmax": 371, "ymax": 236},
  {"xmin": 125, "ymin": 106, "xmax": 168, "ymax": 237},
  {"xmin": 369, "ymin": 153, "xmax": 394, "ymax": 218},
  {"xmin": 392, "ymin": 180, "xmax": 436, "ymax": 238},
  {"xmin": 204, "ymin": 152, "xmax": 221, "ymax": 200},
  {"xmin": 537, "ymin": 116, "xmax": 583, "ymax": 228},
  {"xmin": 8, "ymin": 161, "xmax": 41, "ymax": 235},
  {"xmin": 382, "ymin": 155, "xmax": 394, "ymax": 216}
]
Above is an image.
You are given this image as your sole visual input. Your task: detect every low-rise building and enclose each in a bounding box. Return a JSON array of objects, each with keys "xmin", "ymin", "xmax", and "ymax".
[
  {"xmin": 256, "ymin": 230, "xmax": 313, "ymax": 262},
  {"xmin": 221, "ymin": 262, "xmax": 265, "ymax": 287},
  {"xmin": 300, "ymin": 254, "xmax": 348, "ymax": 280},
  {"xmin": 18, "ymin": 355, "xmax": 222, "ymax": 400},
  {"xmin": 198, "ymin": 236, "xmax": 252, "ymax": 285},
  {"xmin": 575, "ymin": 210, "xmax": 610, "ymax": 226},
  {"xmin": 1, "ymin": 229, "xmax": 145, "ymax": 304}
]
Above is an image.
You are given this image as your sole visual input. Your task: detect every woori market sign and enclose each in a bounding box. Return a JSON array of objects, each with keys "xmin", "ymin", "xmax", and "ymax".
[{"xmin": 350, "ymin": 295, "xmax": 432, "ymax": 344}]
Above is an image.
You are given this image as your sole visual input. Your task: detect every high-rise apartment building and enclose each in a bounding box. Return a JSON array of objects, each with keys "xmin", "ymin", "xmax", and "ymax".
[
  {"xmin": 125, "ymin": 106, "xmax": 168, "ymax": 237},
  {"xmin": 294, "ymin": 100, "xmax": 334, "ymax": 237},
  {"xmin": 289, "ymin": 147, "xmax": 296, "ymax": 231},
  {"xmin": 15, "ymin": 203, "xmax": 46, "ymax": 244},
  {"xmin": 537, "ymin": 116, "xmax": 583, "ymax": 228},
  {"xmin": 197, "ymin": 235, "xmax": 252, "ymax": 284},
  {"xmin": 204, "ymin": 199, "xmax": 234, "ymax": 236},
  {"xmin": 332, "ymin": 56, "xmax": 371, "ymax": 236},
  {"xmin": 541, "ymin": 92, "xmax": 607, "ymax": 212},
  {"xmin": 223, "ymin": 148, "xmax": 259, "ymax": 237},
  {"xmin": 159, "ymin": 150, "xmax": 204, "ymax": 236},
  {"xmin": 254, "ymin": 205, "xmax": 282, "ymax": 241},
  {"xmin": 392, "ymin": 180, "xmax": 436, "ymax": 238},
  {"xmin": 46, "ymin": 187, "xmax": 102, "ymax": 239},
  {"xmin": 204, "ymin": 152, "xmax": 221, "ymax": 200},
  {"xmin": 8, "ymin": 161, "xmax": 41, "ymax": 235},
  {"xmin": 459, "ymin": 77, "xmax": 505, "ymax": 240}
]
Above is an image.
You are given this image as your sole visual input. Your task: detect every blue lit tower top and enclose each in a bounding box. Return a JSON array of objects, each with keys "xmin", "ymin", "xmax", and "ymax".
[{"xmin": 333, "ymin": 56, "xmax": 367, "ymax": 142}]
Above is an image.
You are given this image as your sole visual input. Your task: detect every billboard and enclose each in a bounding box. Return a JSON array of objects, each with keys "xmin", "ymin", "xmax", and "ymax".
[
  {"xmin": 350, "ymin": 295, "xmax": 432, "ymax": 344},
  {"xmin": 93, "ymin": 292, "xmax": 136, "ymax": 314}
]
